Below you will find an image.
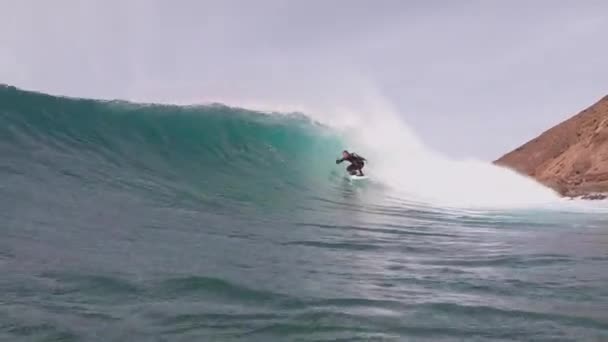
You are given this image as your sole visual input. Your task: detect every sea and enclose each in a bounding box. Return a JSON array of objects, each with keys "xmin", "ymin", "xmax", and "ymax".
[{"xmin": 1, "ymin": 85, "xmax": 607, "ymax": 341}]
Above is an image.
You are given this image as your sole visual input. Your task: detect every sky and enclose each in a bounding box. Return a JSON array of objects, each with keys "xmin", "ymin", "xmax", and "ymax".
[{"xmin": 1, "ymin": 0, "xmax": 607, "ymax": 160}]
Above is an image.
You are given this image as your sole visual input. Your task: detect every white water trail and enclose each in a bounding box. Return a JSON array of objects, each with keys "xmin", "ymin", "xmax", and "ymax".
[{"xmin": 343, "ymin": 110, "xmax": 558, "ymax": 208}]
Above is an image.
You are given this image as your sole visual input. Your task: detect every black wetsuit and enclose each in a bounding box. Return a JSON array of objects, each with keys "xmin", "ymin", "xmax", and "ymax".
[{"xmin": 336, "ymin": 153, "xmax": 366, "ymax": 175}]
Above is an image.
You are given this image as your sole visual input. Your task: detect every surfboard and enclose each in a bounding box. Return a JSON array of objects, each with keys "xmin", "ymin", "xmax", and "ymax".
[{"xmin": 349, "ymin": 174, "xmax": 369, "ymax": 181}]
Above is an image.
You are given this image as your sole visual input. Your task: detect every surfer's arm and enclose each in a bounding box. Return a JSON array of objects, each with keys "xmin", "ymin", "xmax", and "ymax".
[{"xmin": 335, "ymin": 158, "xmax": 344, "ymax": 164}]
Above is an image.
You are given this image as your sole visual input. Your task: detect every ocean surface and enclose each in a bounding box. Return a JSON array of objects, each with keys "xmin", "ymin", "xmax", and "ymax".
[{"xmin": 1, "ymin": 85, "xmax": 607, "ymax": 341}]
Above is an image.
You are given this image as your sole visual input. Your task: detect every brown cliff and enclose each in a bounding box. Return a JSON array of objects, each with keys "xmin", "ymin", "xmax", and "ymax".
[{"xmin": 494, "ymin": 95, "xmax": 608, "ymax": 197}]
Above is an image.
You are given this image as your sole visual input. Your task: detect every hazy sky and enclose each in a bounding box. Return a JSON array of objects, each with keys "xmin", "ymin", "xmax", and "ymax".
[{"xmin": 2, "ymin": 0, "xmax": 607, "ymax": 160}]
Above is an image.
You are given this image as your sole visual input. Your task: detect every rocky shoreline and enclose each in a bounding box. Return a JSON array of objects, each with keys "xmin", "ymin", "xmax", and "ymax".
[{"xmin": 578, "ymin": 193, "xmax": 608, "ymax": 200}]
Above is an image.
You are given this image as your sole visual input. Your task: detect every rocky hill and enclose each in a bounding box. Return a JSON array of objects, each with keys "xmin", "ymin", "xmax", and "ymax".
[{"xmin": 495, "ymin": 95, "xmax": 608, "ymax": 197}]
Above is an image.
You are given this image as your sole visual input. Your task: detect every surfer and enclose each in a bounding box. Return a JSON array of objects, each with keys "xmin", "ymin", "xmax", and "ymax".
[{"xmin": 336, "ymin": 150, "xmax": 366, "ymax": 176}]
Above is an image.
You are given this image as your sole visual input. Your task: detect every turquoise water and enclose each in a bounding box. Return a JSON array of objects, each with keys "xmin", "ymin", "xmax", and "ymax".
[{"xmin": 1, "ymin": 85, "xmax": 607, "ymax": 341}]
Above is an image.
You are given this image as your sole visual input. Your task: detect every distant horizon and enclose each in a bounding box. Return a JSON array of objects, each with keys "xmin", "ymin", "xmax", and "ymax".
[{"xmin": 3, "ymin": 1, "xmax": 607, "ymax": 160}]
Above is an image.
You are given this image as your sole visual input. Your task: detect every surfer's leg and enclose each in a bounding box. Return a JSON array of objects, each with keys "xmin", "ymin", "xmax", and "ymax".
[{"xmin": 347, "ymin": 164, "xmax": 357, "ymax": 175}]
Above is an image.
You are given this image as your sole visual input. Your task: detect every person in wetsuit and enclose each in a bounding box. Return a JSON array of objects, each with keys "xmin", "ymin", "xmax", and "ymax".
[{"xmin": 336, "ymin": 150, "xmax": 366, "ymax": 176}]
